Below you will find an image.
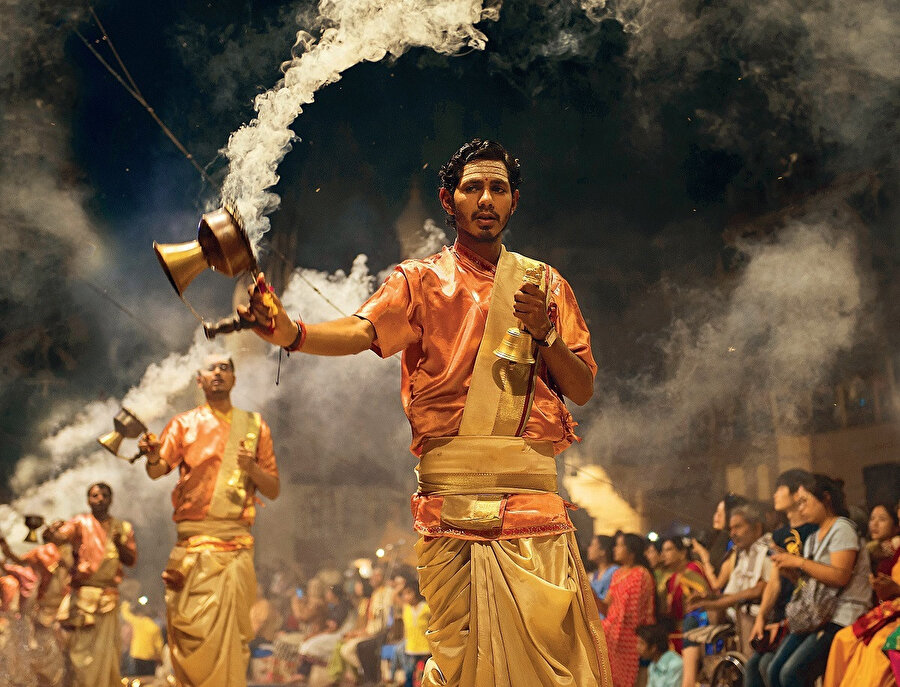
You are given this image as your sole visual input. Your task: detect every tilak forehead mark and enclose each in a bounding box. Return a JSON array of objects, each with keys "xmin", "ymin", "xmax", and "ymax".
[{"xmin": 458, "ymin": 160, "xmax": 510, "ymax": 184}]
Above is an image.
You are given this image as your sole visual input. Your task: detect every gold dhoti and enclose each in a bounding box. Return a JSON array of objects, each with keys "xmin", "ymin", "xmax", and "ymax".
[
  {"xmin": 164, "ymin": 520, "xmax": 257, "ymax": 687},
  {"xmin": 65, "ymin": 588, "xmax": 121, "ymax": 687},
  {"xmin": 417, "ymin": 532, "xmax": 608, "ymax": 686},
  {"xmin": 415, "ymin": 437, "xmax": 611, "ymax": 687}
]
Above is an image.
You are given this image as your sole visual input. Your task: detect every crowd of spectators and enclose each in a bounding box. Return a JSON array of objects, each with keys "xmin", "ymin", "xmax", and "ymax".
[
  {"xmin": 1, "ymin": 466, "xmax": 897, "ymax": 687},
  {"xmin": 585, "ymin": 469, "xmax": 900, "ymax": 687},
  {"xmin": 243, "ymin": 560, "xmax": 431, "ymax": 686}
]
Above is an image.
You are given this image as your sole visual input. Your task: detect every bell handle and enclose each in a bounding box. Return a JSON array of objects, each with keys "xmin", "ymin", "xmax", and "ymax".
[{"xmin": 203, "ymin": 313, "xmax": 261, "ymax": 339}]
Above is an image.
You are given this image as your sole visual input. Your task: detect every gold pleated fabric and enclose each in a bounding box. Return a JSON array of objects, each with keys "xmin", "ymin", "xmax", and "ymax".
[
  {"xmin": 416, "ymin": 531, "xmax": 612, "ymax": 687},
  {"xmin": 823, "ymin": 623, "xmax": 898, "ymax": 687},
  {"xmin": 67, "ymin": 602, "xmax": 121, "ymax": 687},
  {"xmin": 165, "ymin": 530, "xmax": 256, "ymax": 687}
]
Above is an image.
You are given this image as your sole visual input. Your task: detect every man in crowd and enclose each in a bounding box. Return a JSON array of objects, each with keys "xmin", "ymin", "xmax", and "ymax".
[
  {"xmin": 339, "ymin": 564, "xmax": 393, "ymax": 682},
  {"xmin": 139, "ymin": 352, "xmax": 280, "ymax": 686},
  {"xmin": 44, "ymin": 483, "xmax": 137, "ymax": 687},
  {"xmin": 240, "ymin": 139, "xmax": 610, "ymax": 686},
  {"xmin": 120, "ymin": 598, "xmax": 164, "ymax": 677},
  {"xmin": 689, "ymin": 503, "xmax": 773, "ymax": 657}
]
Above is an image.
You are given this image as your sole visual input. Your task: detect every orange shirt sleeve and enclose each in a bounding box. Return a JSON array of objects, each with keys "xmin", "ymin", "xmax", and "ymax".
[
  {"xmin": 22, "ymin": 543, "xmax": 61, "ymax": 574},
  {"xmin": 54, "ymin": 518, "xmax": 80, "ymax": 544},
  {"xmin": 158, "ymin": 414, "xmax": 186, "ymax": 472},
  {"xmin": 548, "ymin": 269, "xmax": 597, "ymax": 378},
  {"xmin": 355, "ymin": 268, "xmax": 421, "ymax": 358},
  {"xmin": 255, "ymin": 419, "xmax": 278, "ymax": 480}
]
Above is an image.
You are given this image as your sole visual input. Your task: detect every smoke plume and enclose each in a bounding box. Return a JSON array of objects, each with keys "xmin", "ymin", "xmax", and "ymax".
[
  {"xmin": 221, "ymin": 0, "xmax": 499, "ymax": 245},
  {"xmin": 581, "ymin": 217, "xmax": 870, "ymax": 483}
]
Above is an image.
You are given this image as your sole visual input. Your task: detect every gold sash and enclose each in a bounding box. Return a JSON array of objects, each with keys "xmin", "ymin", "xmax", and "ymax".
[
  {"xmin": 418, "ymin": 436, "xmax": 557, "ymax": 495},
  {"xmin": 82, "ymin": 518, "xmax": 128, "ymax": 589},
  {"xmin": 208, "ymin": 409, "xmax": 261, "ymax": 520},
  {"xmin": 418, "ymin": 436, "xmax": 557, "ymax": 531},
  {"xmin": 458, "ymin": 246, "xmax": 547, "ymax": 437}
]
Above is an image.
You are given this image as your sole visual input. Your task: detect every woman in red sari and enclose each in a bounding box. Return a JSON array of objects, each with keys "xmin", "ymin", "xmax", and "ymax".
[
  {"xmin": 599, "ymin": 532, "xmax": 656, "ymax": 687},
  {"xmin": 660, "ymin": 536, "xmax": 710, "ymax": 652}
]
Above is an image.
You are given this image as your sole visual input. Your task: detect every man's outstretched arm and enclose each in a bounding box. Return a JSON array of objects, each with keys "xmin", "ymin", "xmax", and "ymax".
[{"xmin": 237, "ymin": 274, "xmax": 375, "ymax": 355}]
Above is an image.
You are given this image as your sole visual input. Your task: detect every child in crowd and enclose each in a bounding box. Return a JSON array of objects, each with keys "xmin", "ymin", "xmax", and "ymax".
[
  {"xmin": 636, "ymin": 623, "xmax": 683, "ymax": 687},
  {"xmin": 399, "ymin": 579, "xmax": 430, "ymax": 687}
]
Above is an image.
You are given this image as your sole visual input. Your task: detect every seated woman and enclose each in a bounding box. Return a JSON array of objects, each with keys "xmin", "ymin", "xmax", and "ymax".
[
  {"xmin": 691, "ymin": 492, "xmax": 748, "ymax": 594},
  {"xmin": 659, "ymin": 536, "xmax": 710, "ymax": 653},
  {"xmin": 768, "ymin": 474, "xmax": 872, "ymax": 687},
  {"xmin": 865, "ymin": 502, "xmax": 900, "ymax": 573},
  {"xmin": 658, "ymin": 537, "xmax": 710, "ymax": 687},
  {"xmin": 823, "ymin": 499, "xmax": 900, "ymax": 687}
]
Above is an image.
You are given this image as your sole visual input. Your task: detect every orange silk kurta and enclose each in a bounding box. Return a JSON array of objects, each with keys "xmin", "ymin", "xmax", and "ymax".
[
  {"xmin": 55, "ymin": 513, "xmax": 136, "ymax": 586},
  {"xmin": 157, "ymin": 405, "xmax": 277, "ymax": 524},
  {"xmin": 21, "ymin": 543, "xmax": 63, "ymax": 601},
  {"xmin": 355, "ymin": 241, "xmax": 597, "ymax": 457}
]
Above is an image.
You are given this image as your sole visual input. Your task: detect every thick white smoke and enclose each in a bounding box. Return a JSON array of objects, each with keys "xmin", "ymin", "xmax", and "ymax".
[
  {"xmin": 221, "ymin": 0, "xmax": 499, "ymax": 246},
  {"xmin": 2, "ymin": 252, "xmax": 412, "ymax": 583},
  {"xmin": 581, "ymin": 217, "xmax": 869, "ymax": 473}
]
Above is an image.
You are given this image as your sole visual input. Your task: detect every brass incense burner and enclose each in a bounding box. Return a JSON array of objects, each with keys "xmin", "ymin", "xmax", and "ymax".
[
  {"xmin": 23, "ymin": 515, "xmax": 45, "ymax": 543},
  {"xmin": 154, "ymin": 206, "xmax": 264, "ymax": 338},
  {"xmin": 97, "ymin": 407, "xmax": 148, "ymax": 463}
]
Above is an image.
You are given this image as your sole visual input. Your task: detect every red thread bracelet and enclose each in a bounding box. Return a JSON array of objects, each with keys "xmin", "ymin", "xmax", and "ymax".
[{"xmin": 284, "ymin": 319, "xmax": 306, "ymax": 352}]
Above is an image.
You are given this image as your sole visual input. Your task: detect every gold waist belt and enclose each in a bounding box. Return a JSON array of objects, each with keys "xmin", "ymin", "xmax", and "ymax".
[
  {"xmin": 176, "ymin": 518, "xmax": 253, "ymax": 551},
  {"xmin": 417, "ymin": 436, "xmax": 557, "ymax": 495}
]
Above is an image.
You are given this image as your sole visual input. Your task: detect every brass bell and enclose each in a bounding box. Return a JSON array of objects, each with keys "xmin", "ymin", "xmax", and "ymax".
[
  {"xmin": 227, "ymin": 432, "xmax": 258, "ymax": 489},
  {"xmin": 97, "ymin": 408, "xmax": 148, "ymax": 463},
  {"xmin": 23, "ymin": 514, "xmax": 44, "ymax": 543},
  {"xmin": 493, "ymin": 266, "xmax": 544, "ymax": 365},
  {"xmin": 153, "ymin": 206, "xmax": 257, "ymax": 297},
  {"xmin": 494, "ymin": 327, "xmax": 536, "ymax": 365}
]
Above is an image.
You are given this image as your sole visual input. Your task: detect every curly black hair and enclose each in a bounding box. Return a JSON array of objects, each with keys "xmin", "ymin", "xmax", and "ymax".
[{"xmin": 438, "ymin": 139, "xmax": 522, "ymax": 230}]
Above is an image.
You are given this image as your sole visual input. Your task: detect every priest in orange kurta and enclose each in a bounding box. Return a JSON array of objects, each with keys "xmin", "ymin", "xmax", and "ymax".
[
  {"xmin": 0, "ymin": 536, "xmax": 69, "ymax": 685},
  {"xmin": 45, "ymin": 483, "xmax": 137, "ymax": 687},
  {"xmin": 240, "ymin": 139, "xmax": 611, "ymax": 687},
  {"xmin": 140, "ymin": 353, "xmax": 279, "ymax": 687}
]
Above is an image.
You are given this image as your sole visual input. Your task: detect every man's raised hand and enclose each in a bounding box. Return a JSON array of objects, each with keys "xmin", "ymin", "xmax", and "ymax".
[
  {"xmin": 237, "ymin": 273, "xmax": 298, "ymax": 347},
  {"xmin": 513, "ymin": 282, "xmax": 551, "ymax": 340}
]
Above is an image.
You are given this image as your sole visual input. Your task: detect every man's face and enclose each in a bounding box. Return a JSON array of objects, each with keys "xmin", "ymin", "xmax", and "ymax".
[
  {"xmin": 370, "ymin": 569, "xmax": 384, "ymax": 589},
  {"xmin": 441, "ymin": 160, "xmax": 518, "ymax": 244},
  {"xmin": 729, "ymin": 513, "xmax": 760, "ymax": 551},
  {"xmin": 88, "ymin": 485, "xmax": 111, "ymax": 517},
  {"xmin": 197, "ymin": 355, "xmax": 235, "ymax": 400}
]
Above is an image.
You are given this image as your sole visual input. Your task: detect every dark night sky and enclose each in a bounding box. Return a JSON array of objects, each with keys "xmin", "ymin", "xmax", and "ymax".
[{"xmin": 2, "ymin": 0, "xmax": 898, "ymax": 515}]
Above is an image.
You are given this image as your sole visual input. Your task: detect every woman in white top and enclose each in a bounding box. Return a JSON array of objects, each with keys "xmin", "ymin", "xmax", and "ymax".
[{"xmin": 768, "ymin": 474, "xmax": 871, "ymax": 687}]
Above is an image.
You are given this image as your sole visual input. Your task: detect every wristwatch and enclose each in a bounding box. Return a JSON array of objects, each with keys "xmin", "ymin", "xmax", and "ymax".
[{"xmin": 534, "ymin": 325, "xmax": 558, "ymax": 347}]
